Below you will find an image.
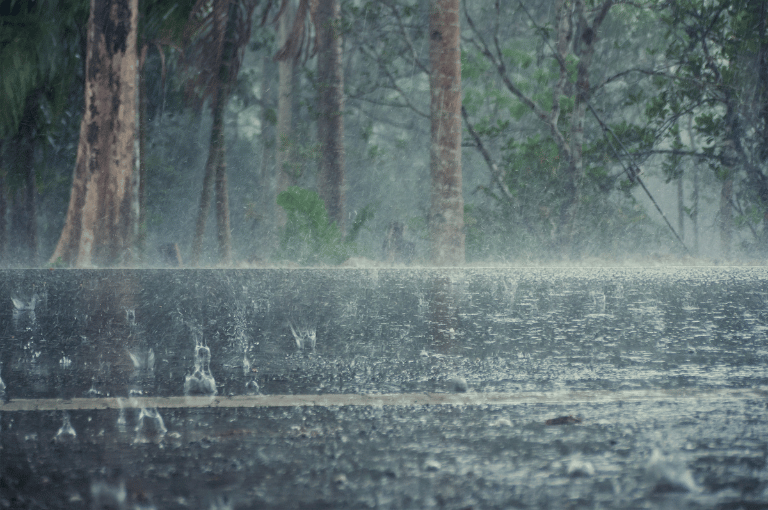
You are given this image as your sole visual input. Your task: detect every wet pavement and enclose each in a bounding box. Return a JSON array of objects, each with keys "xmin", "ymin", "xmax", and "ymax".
[{"xmin": 0, "ymin": 267, "xmax": 767, "ymax": 508}]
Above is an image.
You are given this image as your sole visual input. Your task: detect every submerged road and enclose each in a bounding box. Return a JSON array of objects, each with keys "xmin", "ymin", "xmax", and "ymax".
[{"xmin": 1, "ymin": 387, "xmax": 765, "ymax": 411}]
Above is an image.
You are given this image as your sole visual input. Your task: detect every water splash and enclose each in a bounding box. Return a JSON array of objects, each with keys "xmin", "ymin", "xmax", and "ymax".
[
  {"xmin": 12, "ymin": 293, "xmax": 38, "ymax": 330},
  {"xmin": 116, "ymin": 398, "xmax": 127, "ymax": 431},
  {"xmin": 289, "ymin": 321, "xmax": 316, "ymax": 351},
  {"xmin": 84, "ymin": 378, "xmax": 102, "ymax": 398},
  {"xmin": 245, "ymin": 379, "xmax": 260, "ymax": 395},
  {"xmin": 54, "ymin": 412, "xmax": 76, "ymax": 442},
  {"xmin": 184, "ymin": 341, "xmax": 217, "ymax": 396},
  {"xmin": 90, "ymin": 480, "xmax": 127, "ymax": 509},
  {"xmin": 646, "ymin": 448, "xmax": 700, "ymax": 493},
  {"xmin": 128, "ymin": 348, "xmax": 155, "ymax": 372},
  {"xmin": 135, "ymin": 407, "xmax": 167, "ymax": 443}
]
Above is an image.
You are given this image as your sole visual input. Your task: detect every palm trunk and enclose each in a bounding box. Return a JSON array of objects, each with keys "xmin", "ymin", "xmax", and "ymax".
[
  {"xmin": 190, "ymin": 96, "xmax": 223, "ymax": 266},
  {"xmin": 316, "ymin": 0, "xmax": 345, "ymax": 230},
  {"xmin": 50, "ymin": 0, "xmax": 139, "ymax": 267},
  {"xmin": 428, "ymin": 0, "xmax": 465, "ymax": 266},
  {"xmin": 215, "ymin": 133, "xmax": 232, "ymax": 264}
]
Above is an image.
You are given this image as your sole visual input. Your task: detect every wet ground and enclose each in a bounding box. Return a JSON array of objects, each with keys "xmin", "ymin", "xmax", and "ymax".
[{"xmin": 0, "ymin": 267, "xmax": 767, "ymax": 508}]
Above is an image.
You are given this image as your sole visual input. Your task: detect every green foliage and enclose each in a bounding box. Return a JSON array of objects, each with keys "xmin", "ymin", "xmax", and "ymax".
[{"xmin": 276, "ymin": 187, "xmax": 371, "ymax": 265}]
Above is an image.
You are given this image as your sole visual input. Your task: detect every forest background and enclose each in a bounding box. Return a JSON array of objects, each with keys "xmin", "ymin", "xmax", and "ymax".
[{"xmin": 1, "ymin": 0, "xmax": 767, "ymax": 267}]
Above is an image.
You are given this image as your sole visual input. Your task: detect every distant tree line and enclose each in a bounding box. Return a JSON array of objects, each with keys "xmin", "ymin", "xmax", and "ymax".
[{"xmin": 1, "ymin": 0, "xmax": 766, "ymax": 266}]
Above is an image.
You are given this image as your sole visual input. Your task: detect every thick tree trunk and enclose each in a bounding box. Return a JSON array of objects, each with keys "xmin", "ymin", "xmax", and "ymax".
[
  {"xmin": 50, "ymin": 0, "xmax": 139, "ymax": 267},
  {"xmin": 316, "ymin": 0, "xmax": 345, "ymax": 230},
  {"xmin": 275, "ymin": 5, "xmax": 296, "ymax": 230},
  {"xmin": 137, "ymin": 45, "xmax": 148, "ymax": 261},
  {"xmin": 428, "ymin": 0, "xmax": 465, "ymax": 266}
]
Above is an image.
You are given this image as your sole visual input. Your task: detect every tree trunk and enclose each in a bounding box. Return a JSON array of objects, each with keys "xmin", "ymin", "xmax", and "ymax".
[
  {"xmin": 14, "ymin": 91, "xmax": 39, "ymax": 266},
  {"xmin": 215, "ymin": 132, "xmax": 232, "ymax": 264},
  {"xmin": 316, "ymin": 0, "xmax": 346, "ymax": 230},
  {"xmin": 428, "ymin": 0, "xmax": 465, "ymax": 266},
  {"xmin": 190, "ymin": 115, "xmax": 219, "ymax": 265},
  {"xmin": 137, "ymin": 44, "xmax": 148, "ymax": 261},
  {"xmin": 189, "ymin": 0, "xmax": 237, "ymax": 266},
  {"xmin": 49, "ymin": 0, "xmax": 139, "ymax": 267},
  {"xmin": 692, "ymin": 165, "xmax": 699, "ymax": 255},
  {"xmin": 677, "ymin": 176, "xmax": 685, "ymax": 242},
  {"xmin": 257, "ymin": 54, "xmax": 277, "ymax": 256},
  {"xmin": 720, "ymin": 176, "xmax": 733, "ymax": 260},
  {"xmin": 276, "ymin": 2, "xmax": 296, "ymax": 230},
  {"xmin": 0, "ymin": 142, "xmax": 6, "ymax": 264}
]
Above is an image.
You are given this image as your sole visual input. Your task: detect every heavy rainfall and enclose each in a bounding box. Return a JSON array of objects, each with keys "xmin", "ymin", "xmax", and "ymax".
[{"xmin": 1, "ymin": 0, "xmax": 767, "ymax": 509}]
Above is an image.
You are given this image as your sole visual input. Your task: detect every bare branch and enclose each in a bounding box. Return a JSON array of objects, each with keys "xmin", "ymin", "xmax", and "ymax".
[
  {"xmin": 381, "ymin": 0, "xmax": 429, "ymax": 74},
  {"xmin": 462, "ymin": 106, "xmax": 514, "ymax": 202},
  {"xmin": 359, "ymin": 44, "xmax": 429, "ymax": 118}
]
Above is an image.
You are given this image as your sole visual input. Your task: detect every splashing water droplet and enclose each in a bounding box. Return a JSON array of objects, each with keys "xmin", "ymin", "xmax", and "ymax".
[
  {"xmin": 289, "ymin": 321, "xmax": 317, "ymax": 351},
  {"xmin": 245, "ymin": 379, "xmax": 260, "ymax": 395},
  {"xmin": 184, "ymin": 342, "xmax": 217, "ymax": 396},
  {"xmin": 54, "ymin": 412, "xmax": 77, "ymax": 442},
  {"xmin": 116, "ymin": 398, "xmax": 127, "ymax": 430},
  {"xmin": 91, "ymin": 480, "xmax": 127, "ymax": 509},
  {"xmin": 135, "ymin": 407, "xmax": 167, "ymax": 443}
]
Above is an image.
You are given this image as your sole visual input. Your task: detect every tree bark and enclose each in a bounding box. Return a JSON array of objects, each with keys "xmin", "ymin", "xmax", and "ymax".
[
  {"xmin": 189, "ymin": 0, "xmax": 237, "ymax": 265},
  {"xmin": 190, "ymin": 100, "xmax": 221, "ymax": 266},
  {"xmin": 275, "ymin": 3, "xmax": 296, "ymax": 230},
  {"xmin": 677, "ymin": 175, "xmax": 685, "ymax": 242},
  {"xmin": 428, "ymin": 0, "xmax": 465, "ymax": 266},
  {"xmin": 720, "ymin": 176, "xmax": 733, "ymax": 260},
  {"xmin": 13, "ymin": 91, "xmax": 39, "ymax": 266},
  {"xmin": 50, "ymin": 0, "xmax": 139, "ymax": 267},
  {"xmin": 316, "ymin": 0, "xmax": 346, "ymax": 230}
]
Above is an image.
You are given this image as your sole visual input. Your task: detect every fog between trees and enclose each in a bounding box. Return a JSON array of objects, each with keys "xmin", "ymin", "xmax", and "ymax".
[{"xmin": 1, "ymin": 0, "xmax": 766, "ymax": 266}]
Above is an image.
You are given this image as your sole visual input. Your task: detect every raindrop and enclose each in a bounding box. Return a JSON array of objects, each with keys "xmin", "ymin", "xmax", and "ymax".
[
  {"xmin": 245, "ymin": 380, "xmax": 260, "ymax": 395},
  {"xmin": 645, "ymin": 448, "xmax": 699, "ymax": 493},
  {"xmin": 448, "ymin": 376, "xmax": 468, "ymax": 393},
  {"xmin": 12, "ymin": 294, "xmax": 38, "ymax": 314},
  {"xmin": 116, "ymin": 399, "xmax": 127, "ymax": 430},
  {"xmin": 0, "ymin": 365, "xmax": 5, "ymax": 399},
  {"xmin": 289, "ymin": 321, "xmax": 316, "ymax": 351},
  {"xmin": 84, "ymin": 379, "xmax": 102, "ymax": 398},
  {"xmin": 135, "ymin": 407, "xmax": 167, "ymax": 443},
  {"xmin": 90, "ymin": 480, "xmax": 127, "ymax": 509},
  {"xmin": 566, "ymin": 456, "xmax": 595, "ymax": 477},
  {"xmin": 59, "ymin": 356, "xmax": 72, "ymax": 368},
  {"xmin": 12, "ymin": 294, "xmax": 38, "ymax": 330},
  {"xmin": 184, "ymin": 343, "xmax": 217, "ymax": 396},
  {"xmin": 54, "ymin": 412, "xmax": 76, "ymax": 442}
]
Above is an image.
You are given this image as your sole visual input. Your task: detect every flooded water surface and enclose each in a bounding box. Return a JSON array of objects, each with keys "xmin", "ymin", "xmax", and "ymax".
[{"xmin": 0, "ymin": 267, "xmax": 766, "ymax": 508}]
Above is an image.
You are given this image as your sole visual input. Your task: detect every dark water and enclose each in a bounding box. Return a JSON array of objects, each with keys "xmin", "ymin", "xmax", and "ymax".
[{"xmin": 0, "ymin": 267, "xmax": 767, "ymax": 508}]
